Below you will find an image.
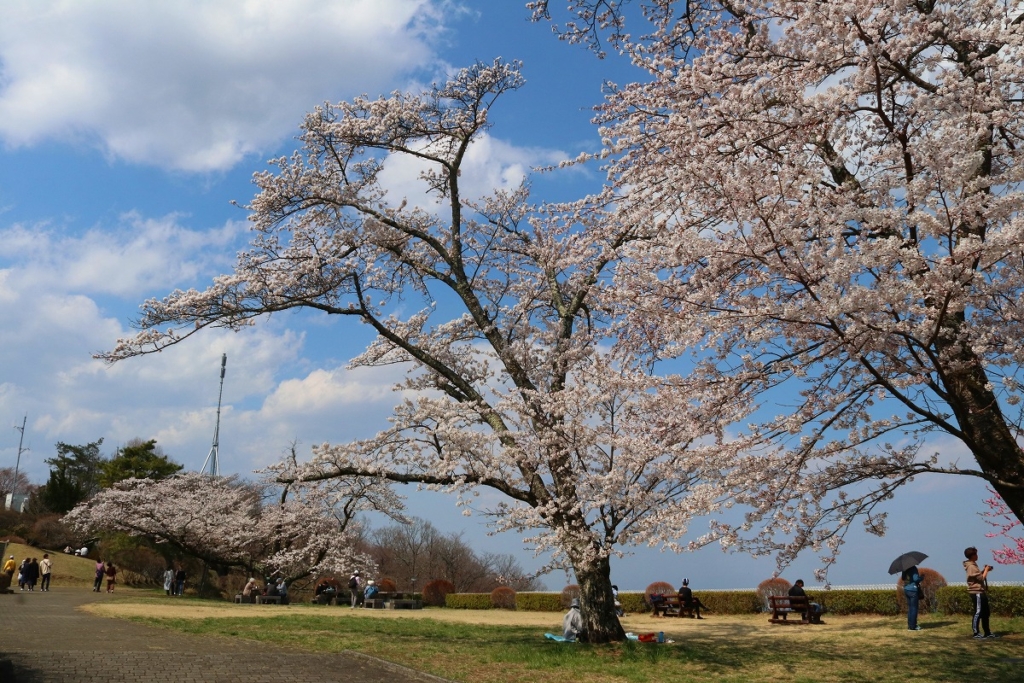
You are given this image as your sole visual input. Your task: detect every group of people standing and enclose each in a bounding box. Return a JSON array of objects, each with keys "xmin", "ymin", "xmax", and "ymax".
[
  {"xmin": 92, "ymin": 559, "xmax": 118, "ymax": 593},
  {"xmin": 162, "ymin": 567, "xmax": 187, "ymax": 596},
  {"xmin": 3, "ymin": 554, "xmax": 52, "ymax": 591}
]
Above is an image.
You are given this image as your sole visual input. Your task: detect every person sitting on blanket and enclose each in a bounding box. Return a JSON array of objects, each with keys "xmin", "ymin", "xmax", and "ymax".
[
  {"xmin": 563, "ymin": 598, "xmax": 586, "ymax": 642},
  {"xmin": 678, "ymin": 579, "xmax": 706, "ymax": 619},
  {"xmin": 787, "ymin": 579, "xmax": 823, "ymax": 620}
]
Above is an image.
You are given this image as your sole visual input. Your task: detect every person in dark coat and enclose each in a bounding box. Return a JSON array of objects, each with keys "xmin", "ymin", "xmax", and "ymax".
[
  {"xmin": 788, "ymin": 579, "xmax": 823, "ymax": 621},
  {"xmin": 678, "ymin": 579, "xmax": 705, "ymax": 618},
  {"xmin": 23, "ymin": 558, "xmax": 40, "ymax": 591}
]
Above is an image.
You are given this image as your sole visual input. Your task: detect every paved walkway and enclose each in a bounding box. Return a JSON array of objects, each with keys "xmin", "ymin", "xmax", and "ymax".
[{"xmin": 0, "ymin": 588, "xmax": 450, "ymax": 683}]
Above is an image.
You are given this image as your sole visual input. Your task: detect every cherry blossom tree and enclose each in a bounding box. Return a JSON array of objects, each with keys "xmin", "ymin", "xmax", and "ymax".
[
  {"xmin": 63, "ymin": 470, "xmax": 396, "ymax": 582},
  {"xmin": 534, "ymin": 1, "xmax": 1024, "ymax": 555},
  {"xmin": 98, "ymin": 60, "xmax": 752, "ymax": 642},
  {"xmin": 983, "ymin": 490, "xmax": 1024, "ymax": 565}
]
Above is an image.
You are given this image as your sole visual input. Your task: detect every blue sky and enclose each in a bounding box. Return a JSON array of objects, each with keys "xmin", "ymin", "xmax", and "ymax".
[{"xmin": 1, "ymin": 0, "xmax": 1021, "ymax": 591}]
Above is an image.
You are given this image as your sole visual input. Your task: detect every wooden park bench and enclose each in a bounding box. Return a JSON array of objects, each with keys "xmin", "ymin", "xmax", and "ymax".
[
  {"xmin": 767, "ymin": 595, "xmax": 824, "ymax": 624},
  {"xmin": 363, "ymin": 591, "xmax": 423, "ymax": 610},
  {"xmin": 649, "ymin": 595, "xmax": 697, "ymax": 618},
  {"xmin": 363, "ymin": 591, "xmax": 389, "ymax": 609},
  {"xmin": 255, "ymin": 594, "xmax": 282, "ymax": 605},
  {"xmin": 387, "ymin": 592, "xmax": 423, "ymax": 610}
]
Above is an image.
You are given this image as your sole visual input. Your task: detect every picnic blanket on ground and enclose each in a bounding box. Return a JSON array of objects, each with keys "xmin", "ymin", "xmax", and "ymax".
[{"xmin": 544, "ymin": 633, "xmax": 573, "ymax": 642}]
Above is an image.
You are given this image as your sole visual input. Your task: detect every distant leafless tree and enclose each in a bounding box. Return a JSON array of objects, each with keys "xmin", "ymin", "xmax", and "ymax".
[{"xmin": 366, "ymin": 517, "xmax": 541, "ymax": 592}]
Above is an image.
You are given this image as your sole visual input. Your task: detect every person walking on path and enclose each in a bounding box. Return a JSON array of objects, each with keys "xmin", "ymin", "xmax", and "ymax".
[
  {"xmin": 93, "ymin": 560, "xmax": 105, "ymax": 592},
  {"xmin": 40, "ymin": 553, "xmax": 52, "ymax": 591},
  {"xmin": 901, "ymin": 565, "xmax": 923, "ymax": 631},
  {"xmin": 964, "ymin": 546, "xmax": 998, "ymax": 639},
  {"xmin": 2, "ymin": 555, "xmax": 15, "ymax": 580},
  {"xmin": 163, "ymin": 566, "xmax": 175, "ymax": 596},
  {"xmin": 105, "ymin": 562, "xmax": 117, "ymax": 593},
  {"xmin": 348, "ymin": 570, "xmax": 362, "ymax": 608}
]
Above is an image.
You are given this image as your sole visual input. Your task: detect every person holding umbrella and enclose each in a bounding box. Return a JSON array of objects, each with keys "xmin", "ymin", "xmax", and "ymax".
[
  {"xmin": 901, "ymin": 565, "xmax": 923, "ymax": 630},
  {"xmin": 889, "ymin": 551, "xmax": 927, "ymax": 631}
]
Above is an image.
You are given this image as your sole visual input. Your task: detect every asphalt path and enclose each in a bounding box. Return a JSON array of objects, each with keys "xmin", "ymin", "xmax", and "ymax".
[{"xmin": 0, "ymin": 587, "xmax": 450, "ymax": 683}]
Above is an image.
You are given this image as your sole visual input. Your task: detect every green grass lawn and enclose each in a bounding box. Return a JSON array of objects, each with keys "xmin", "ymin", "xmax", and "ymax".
[{"xmin": 100, "ymin": 594, "xmax": 1023, "ymax": 683}]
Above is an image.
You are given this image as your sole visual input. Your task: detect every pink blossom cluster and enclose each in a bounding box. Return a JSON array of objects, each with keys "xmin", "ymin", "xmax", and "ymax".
[
  {"xmin": 983, "ymin": 489, "xmax": 1024, "ymax": 565},
  {"xmin": 63, "ymin": 470, "xmax": 395, "ymax": 581}
]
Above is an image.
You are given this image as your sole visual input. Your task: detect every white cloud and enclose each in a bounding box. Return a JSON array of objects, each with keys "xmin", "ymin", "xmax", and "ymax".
[
  {"xmin": 0, "ymin": 0, "xmax": 451, "ymax": 171},
  {"xmin": 377, "ymin": 132, "xmax": 567, "ymax": 212},
  {"xmin": 0, "ymin": 213, "xmax": 244, "ymax": 298},
  {"xmin": 0, "ymin": 205, "xmax": 411, "ymax": 482},
  {"xmin": 261, "ymin": 367, "xmax": 397, "ymax": 417}
]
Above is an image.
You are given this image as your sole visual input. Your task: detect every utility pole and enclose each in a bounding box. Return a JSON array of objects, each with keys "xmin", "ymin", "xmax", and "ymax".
[
  {"xmin": 200, "ymin": 354, "xmax": 227, "ymax": 476},
  {"xmin": 10, "ymin": 414, "xmax": 27, "ymax": 511}
]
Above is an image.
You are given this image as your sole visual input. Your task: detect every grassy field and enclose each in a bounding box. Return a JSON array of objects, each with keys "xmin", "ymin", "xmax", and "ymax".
[
  {"xmin": 83, "ymin": 594, "xmax": 1023, "ymax": 683},
  {"xmin": 2, "ymin": 542, "xmax": 98, "ymax": 587}
]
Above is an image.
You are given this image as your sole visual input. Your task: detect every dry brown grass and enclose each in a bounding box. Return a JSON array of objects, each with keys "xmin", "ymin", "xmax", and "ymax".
[
  {"xmin": 80, "ymin": 598, "xmax": 938, "ymax": 645},
  {"xmin": 80, "ymin": 593, "xmax": 1024, "ymax": 683}
]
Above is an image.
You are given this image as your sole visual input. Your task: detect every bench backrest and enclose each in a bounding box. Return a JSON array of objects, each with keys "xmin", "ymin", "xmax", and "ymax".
[{"xmin": 769, "ymin": 595, "xmax": 809, "ymax": 608}]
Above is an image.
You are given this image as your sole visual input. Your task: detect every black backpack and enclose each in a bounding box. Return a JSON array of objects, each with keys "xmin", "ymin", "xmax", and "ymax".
[{"xmin": 348, "ymin": 576, "xmax": 358, "ymax": 589}]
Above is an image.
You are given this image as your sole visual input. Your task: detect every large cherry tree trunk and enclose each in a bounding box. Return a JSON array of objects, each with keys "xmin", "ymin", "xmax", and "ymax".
[
  {"xmin": 571, "ymin": 553, "xmax": 626, "ymax": 643},
  {"xmin": 941, "ymin": 325, "xmax": 1024, "ymax": 524}
]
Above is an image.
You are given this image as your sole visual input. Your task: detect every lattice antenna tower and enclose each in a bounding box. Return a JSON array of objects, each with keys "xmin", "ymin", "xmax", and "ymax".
[{"xmin": 200, "ymin": 354, "xmax": 227, "ymax": 476}]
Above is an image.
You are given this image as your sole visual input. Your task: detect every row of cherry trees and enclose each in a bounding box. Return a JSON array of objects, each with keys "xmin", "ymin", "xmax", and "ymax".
[
  {"xmin": 99, "ymin": 1, "xmax": 1024, "ymax": 641},
  {"xmin": 64, "ymin": 468, "xmax": 404, "ymax": 583}
]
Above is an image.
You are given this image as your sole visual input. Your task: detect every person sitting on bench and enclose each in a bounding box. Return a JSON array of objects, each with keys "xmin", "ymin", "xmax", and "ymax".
[
  {"xmin": 788, "ymin": 579, "xmax": 822, "ymax": 621},
  {"xmin": 678, "ymin": 579, "xmax": 706, "ymax": 619}
]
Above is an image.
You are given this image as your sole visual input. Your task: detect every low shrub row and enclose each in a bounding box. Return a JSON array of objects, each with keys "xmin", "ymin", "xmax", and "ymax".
[
  {"xmin": 445, "ymin": 591, "xmax": 761, "ymax": 613},
  {"xmin": 700, "ymin": 591, "xmax": 762, "ymax": 614},
  {"xmin": 936, "ymin": 586, "xmax": 1024, "ymax": 617},
  {"xmin": 445, "ymin": 593, "xmax": 494, "ymax": 609},
  {"xmin": 810, "ymin": 590, "xmax": 901, "ymax": 616},
  {"xmin": 445, "ymin": 586, "xmax": 1024, "ymax": 615},
  {"xmin": 514, "ymin": 592, "xmax": 563, "ymax": 611}
]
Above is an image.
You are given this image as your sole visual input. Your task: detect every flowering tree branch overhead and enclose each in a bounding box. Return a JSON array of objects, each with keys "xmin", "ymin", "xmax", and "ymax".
[
  {"xmin": 97, "ymin": 59, "xmax": 755, "ymax": 642},
  {"xmin": 983, "ymin": 490, "xmax": 1024, "ymax": 565},
  {"xmin": 538, "ymin": 1, "xmax": 1024, "ymax": 541},
  {"xmin": 63, "ymin": 470, "xmax": 395, "ymax": 582}
]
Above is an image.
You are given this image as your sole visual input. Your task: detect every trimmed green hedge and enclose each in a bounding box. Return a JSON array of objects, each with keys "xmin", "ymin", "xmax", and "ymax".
[
  {"xmin": 620, "ymin": 592, "xmax": 648, "ymax": 614},
  {"xmin": 515, "ymin": 592, "xmax": 564, "ymax": 612},
  {"xmin": 445, "ymin": 593, "xmax": 493, "ymax": 609},
  {"xmin": 809, "ymin": 590, "xmax": 901, "ymax": 616},
  {"xmin": 936, "ymin": 586, "xmax": 1024, "ymax": 617},
  {"xmin": 700, "ymin": 591, "xmax": 762, "ymax": 614},
  {"xmin": 447, "ymin": 588, "xmax": 1024, "ymax": 616}
]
